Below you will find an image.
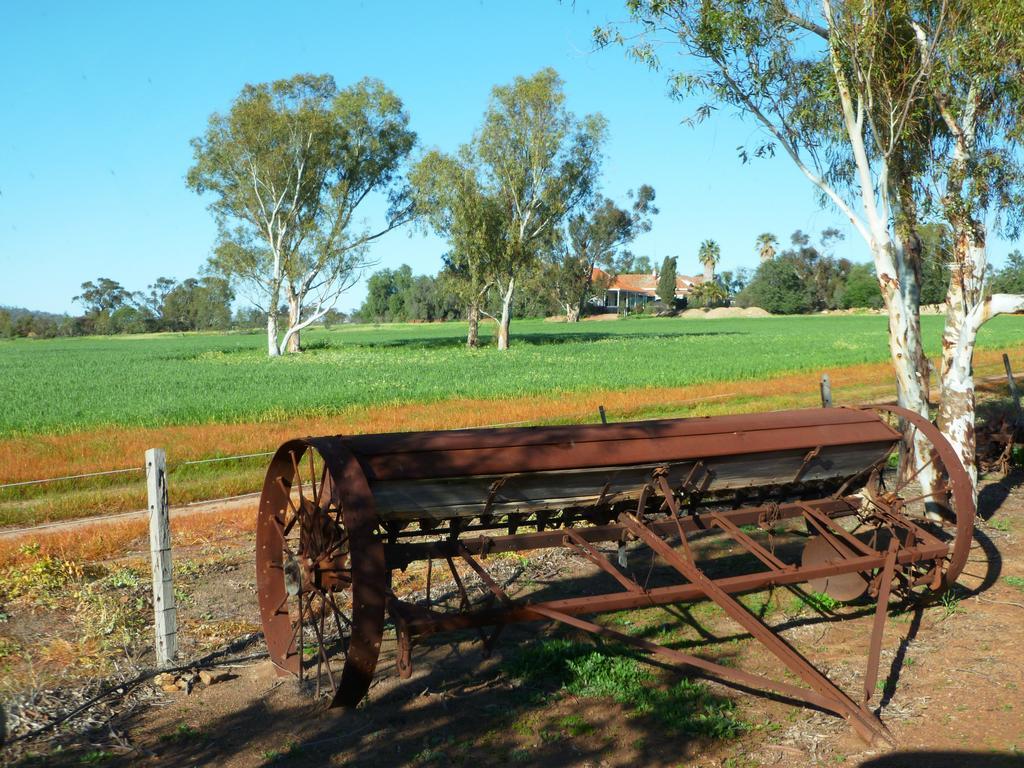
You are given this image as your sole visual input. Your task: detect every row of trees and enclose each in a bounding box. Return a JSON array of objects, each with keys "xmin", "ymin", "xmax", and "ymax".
[
  {"xmin": 73, "ymin": 275, "xmax": 235, "ymax": 334},
  {"xmin": 0, "ymin": 275, "xmax": 237, "ymax": 338},
  {"xmin": 358, "ymin": 266, "xmax": 460, "ymax": 323},
  {"xmin": 354, "ymin": 226, "xmax": 1024, "ymax": 320},
  {"xmin": 189, "ymin": 69, "xmax": 664, "ymax": 353}
]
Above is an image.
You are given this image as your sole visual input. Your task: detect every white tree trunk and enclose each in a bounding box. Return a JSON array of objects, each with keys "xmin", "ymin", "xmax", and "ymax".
[
  {"xmin": 285, "ymin": 292, "xmax": 302, "ymax": 353},
  {"xmin": 565, "ymin": 302, "xmax": 581, "ymax": 323},
  {"xmin": 939, "ymin": 232, "xmax": 1024, "ymax": 495},
  {"xmin": 267, "ymin": 310, "xmax": 281, "ymax": 357},
  {"xmin": 497, "ymin": 277, "xmax": 515, "ymax": 351}
]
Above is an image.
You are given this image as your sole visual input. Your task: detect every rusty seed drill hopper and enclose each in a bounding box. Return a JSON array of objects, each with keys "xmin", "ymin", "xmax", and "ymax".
[{"xmin": 255, "ymin": 406, "xmax": 974, "ymax": 745}]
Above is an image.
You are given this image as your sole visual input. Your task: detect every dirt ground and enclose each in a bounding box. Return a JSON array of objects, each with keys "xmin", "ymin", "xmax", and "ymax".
[{"xmin": 3, "ymin": 467, "xmax": 1024, "ymax": 768}]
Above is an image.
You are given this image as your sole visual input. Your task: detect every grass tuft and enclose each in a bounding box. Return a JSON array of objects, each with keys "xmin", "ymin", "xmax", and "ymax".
[{"xmin": 504, "ymin": 639, "xmax": 747, "ymax": 739}]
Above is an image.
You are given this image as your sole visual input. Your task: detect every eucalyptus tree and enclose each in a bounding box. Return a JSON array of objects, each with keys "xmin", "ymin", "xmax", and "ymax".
[
  {"xmin": 697, "ymin": 239, "xmax": 720, "ymax": 283},
  {"xmin": 905, "ymin": 2, "xmax": 1024, "ymax": 479},
  {"xmin": 189, "ymin": 74, "xmax": 415, "ymax": 356},
  {"xmin": 476, "ymin": 69, "xmax": 607, "ymax": 349},
  {"xmin": 598, "ymin": 3, "xmax": 935, "ymax": 434},
  {"xmin": 549, "ymin": 185, "xmax": 657, "ymax": 321},
  {"xmin": 603, "ymin": 1, "xmax": 1024, "ymax": 494},
  {"xmin": 409, "ymin": 148, "xmax": 506, "ymax": 348}
]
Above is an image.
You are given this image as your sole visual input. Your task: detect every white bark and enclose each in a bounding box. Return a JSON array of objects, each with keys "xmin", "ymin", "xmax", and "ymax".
[
  {"xmin": 821, "ymin": 0, "xmax": 930, "ymax": 422},
  {"xmin": 940, "ymin": 291, "xmax": 1024, "ymax": 487},
  {"xmin": 497, "ymin": 276, "xmax": 515, "ymax": 351},
  {"xmin": 284, "ymin": 292, "xmax": 302, "ymax": 353},
  {"xmin": 267, "ymin": 311, "xmax": 281, "ymax": 357}
]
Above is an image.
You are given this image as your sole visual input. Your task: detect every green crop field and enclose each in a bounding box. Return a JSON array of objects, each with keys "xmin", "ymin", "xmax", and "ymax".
[{"xmin": 1, "ymin": 314, "xmax": 1022, "ymax": 438}]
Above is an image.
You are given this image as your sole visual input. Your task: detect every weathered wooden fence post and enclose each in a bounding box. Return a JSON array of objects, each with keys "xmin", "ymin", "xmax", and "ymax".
[
  {"xmin": 820, "ymin": 373, "xmax": 832, "ymax": 408},
  {"xmin": 146, "ymin": 448, "xmax": 177, "ymax": 667}
]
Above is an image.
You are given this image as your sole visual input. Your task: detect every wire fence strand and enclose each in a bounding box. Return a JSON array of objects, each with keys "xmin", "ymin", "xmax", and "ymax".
[
  {"xmin": 0, "ymin": 466, "xmax": 145, "ymax": 490},
  {"xmin": 0, "ymin": 403, "xmax": 723, "ymax": 492}
]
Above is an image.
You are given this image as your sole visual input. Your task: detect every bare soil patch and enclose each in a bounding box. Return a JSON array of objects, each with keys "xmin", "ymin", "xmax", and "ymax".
[{"xmin": 3, "ymin": 470, "xmax": 1023, "ymax": 767}]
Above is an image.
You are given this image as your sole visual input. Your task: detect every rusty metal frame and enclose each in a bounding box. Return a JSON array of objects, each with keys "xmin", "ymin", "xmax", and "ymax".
[{"xmin": 256, "ymin": 406, "xmax": 975, "ymax": 744}]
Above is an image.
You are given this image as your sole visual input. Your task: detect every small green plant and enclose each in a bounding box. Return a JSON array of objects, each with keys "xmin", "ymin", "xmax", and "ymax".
[
  {"xmin": 79, "ymin": 751, "xmax": 113, "ymax": 765},
  {"xmin": 1005, "ymin": 576, "xmax": 1024, "ymax": 593},
  {"xmin": 938, "ymin": 590, "xmax": 963, "ymax": 618},
  {"xmin": 740, "ymin": 591, "xmax": 773, "ymax": 615},
  {"xmin": 988, "ymin": 518, "xmax": 1012, "ymax": 532},
  {"xmin": 0, "ymin": 637, "xmax": 22, "ymax": 660},
  {"xmin": 106, "ymin": 567, "xmax": 140, "ymax": 590},
  {"xmin": 413, "ymin": 746, "xmax": 443, "ymax": 764},
  {"xmin": 504, "ymin": 639, "xmax": 747, "ymax": 739},
  {"xmin": 0, "ymin": 552, "xmax": 86, "ymax": 606},
  {"xmin": 160, "ymin": 723, "xmax": 205, "ymax": 743},
  {"xmin": 558, "ymin": 714, "xmax": 594, "ymax": 737},
  {"xmin": 788, "ymin": 591, "xmax": 839, "ymax": 614}
]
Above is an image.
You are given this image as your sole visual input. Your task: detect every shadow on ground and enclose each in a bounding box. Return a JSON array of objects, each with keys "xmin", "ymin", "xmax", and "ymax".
[{"xmin": 859, "ymin": 752, "xmax": 1024, "ymax": 767}]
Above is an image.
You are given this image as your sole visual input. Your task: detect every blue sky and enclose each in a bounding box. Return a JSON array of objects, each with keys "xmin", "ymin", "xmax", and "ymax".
[{"xmin": 1, "ymin": 1, "xmax": 1017, "ymax": 315}]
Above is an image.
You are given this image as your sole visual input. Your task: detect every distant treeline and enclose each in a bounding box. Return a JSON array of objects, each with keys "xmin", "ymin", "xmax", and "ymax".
[
  {"xmin": 0, "ymin": 275, "xmax": 320, "ymax": 339},
  {"xmin": 5, "ymin": 231, "xmax": 1022, "ymax": 340},
  {"xmin": 355, "ymin": 227, "xmax": 1024, "ymax": 321}
]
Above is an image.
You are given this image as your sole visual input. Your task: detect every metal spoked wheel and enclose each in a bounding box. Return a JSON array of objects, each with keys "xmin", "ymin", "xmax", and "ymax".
[
  {"xmin": 256, "ymin": 438, "xmax": 386, "ymax": 707},
  {"xmin": 865, "ymin": 406, "xmax": 976, "ymax": 594}
]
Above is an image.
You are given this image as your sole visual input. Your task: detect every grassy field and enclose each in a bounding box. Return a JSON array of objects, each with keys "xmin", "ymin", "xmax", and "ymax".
[
  {"xmin": 1, "ymin": 313, "xmax": 1022, "ymax": 529},
  {"xmin": 2, "ymin": 313, "xmax": 1023, "ymax": 438}
]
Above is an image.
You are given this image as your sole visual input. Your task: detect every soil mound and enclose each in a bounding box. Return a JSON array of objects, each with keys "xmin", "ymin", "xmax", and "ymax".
[{"xmin": 680, "ymin": 306, "xmax": 772, "ymax": 318}]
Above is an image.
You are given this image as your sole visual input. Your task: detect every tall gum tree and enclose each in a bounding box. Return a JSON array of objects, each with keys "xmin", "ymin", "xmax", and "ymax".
[
  {"xmin": 409, "ymin": 148, "xmax": 506, "ymax": 348},
  {"xmin": 476, "ymin": 69, "xmax": 607, "ymax": 350},
  {"xmin": 906, "ymin": 1, "xmax": 1024, "ymax": 483},
  {"xmin": 598, "ymin": 2, "xmax": 940, "ymax": 488},
  {"xmin": 189, "ymin": 74, "xmax": 415, "ymax": 356}
]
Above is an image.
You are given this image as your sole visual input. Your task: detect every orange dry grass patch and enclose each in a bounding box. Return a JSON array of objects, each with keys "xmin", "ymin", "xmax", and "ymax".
[
  {"xmin": 0, "ymin": 504, "xmax": 257, "ymax": 568},
  {"xmin": 1, "ymin": 347, "xmax": 1019, "ymax": 484}
]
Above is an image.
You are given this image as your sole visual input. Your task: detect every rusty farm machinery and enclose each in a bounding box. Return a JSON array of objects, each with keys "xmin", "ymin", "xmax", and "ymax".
[{"xmin": 255, "ymin": 406, "xmax": 974, "ymax": 745}]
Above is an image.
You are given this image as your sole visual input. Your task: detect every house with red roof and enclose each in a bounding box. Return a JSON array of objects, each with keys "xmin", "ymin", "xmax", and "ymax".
[{"xmin": 591, "ymin": 267, "xmax": 703, "ymax": 313}]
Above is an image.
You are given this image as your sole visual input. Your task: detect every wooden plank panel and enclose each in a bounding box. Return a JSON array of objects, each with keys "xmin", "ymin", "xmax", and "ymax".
[{"xmin": 371, "ymin": 441, "xmax": 891, "ymax": 522}]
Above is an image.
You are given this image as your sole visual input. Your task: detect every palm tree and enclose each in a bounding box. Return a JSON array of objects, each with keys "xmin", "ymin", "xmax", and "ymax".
[
  {"xmin": 698, "ymin": 239, "xmax": 721, "ymax": 284},
  {"xmin": 690, "ymin": 280, "xmax": 728, "ymax": 309},
  {"xmin": 756, "ymin": 232, "xmax": 778, "ymax": 263}
]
